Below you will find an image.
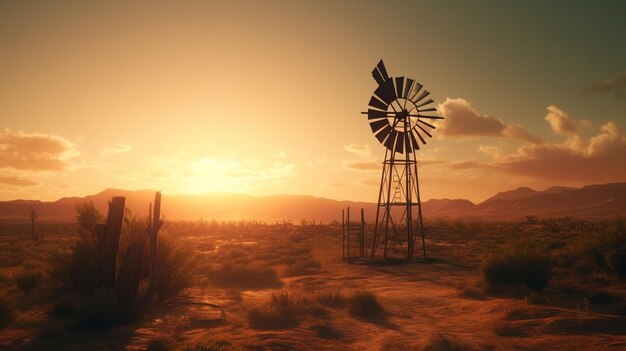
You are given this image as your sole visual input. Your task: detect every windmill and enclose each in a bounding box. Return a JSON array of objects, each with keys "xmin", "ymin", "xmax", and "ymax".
[{"xmin": 361, "ymin": 59, "xmax": 444, "ymax": 261}]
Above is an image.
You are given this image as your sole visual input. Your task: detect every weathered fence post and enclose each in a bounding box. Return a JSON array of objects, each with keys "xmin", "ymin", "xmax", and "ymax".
[
  {"xmin": 96, "ymin": 197, "xmax": 126, "ymax": 290},
  {"xmin": 146, "ymin": 192, "xmax": 163, "ymax": 301},
  {"xmin": 116, "ymin": 237, "xmax": 145, "ymax": 308}
]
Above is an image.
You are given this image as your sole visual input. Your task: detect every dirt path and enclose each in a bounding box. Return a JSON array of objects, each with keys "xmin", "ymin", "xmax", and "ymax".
[{"xmin": 120, "ymin": 261, "xmax": 626, "ymax": 350}]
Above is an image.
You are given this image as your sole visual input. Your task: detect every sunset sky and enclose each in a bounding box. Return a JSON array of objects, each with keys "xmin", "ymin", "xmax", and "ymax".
[{"xmin": 1, "ymin": 0, "xmax": 625, "ymax": 203}]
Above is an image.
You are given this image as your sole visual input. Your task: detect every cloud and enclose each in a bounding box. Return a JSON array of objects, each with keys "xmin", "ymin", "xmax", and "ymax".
[
  {"xmin": 345, "ymin": 144, "xmax": 370, "ymax": 158},
  {"xmin": 437, "ymin": 98, "xmax": 542, "ymax": 144},
  {"xmin": 0, "ymin": 130, "xmax": 79, "ymax": 171},
  {"xmin": 344, "ymin": 161, "xmax": 380, "ymax": 171},
  {"xmin": 0, "ymin": 175, "xmax": 39, "ymax": 186},
  {"xmin": 498, "ymin": 107, "xmax": 626, "ymax": 182},
  {"xmin": 326, "ymin": 181, "xmax": 345, "ymax": 187},
  {"xmin": 102, "ymin": 142, "xmax": 132, "ymax": 156},
  {"xmin": 588, "ymin": 72, "xmax": 626, "ymax": 100},
  {"xmin": 544, "ymin": 105, "xmax": 577, "ymax": 136}
]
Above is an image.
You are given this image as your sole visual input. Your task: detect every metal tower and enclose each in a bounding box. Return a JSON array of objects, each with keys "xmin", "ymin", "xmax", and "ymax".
[{"xmin": 361, "ymin": 60, "xmax": 444, "ymax": 261}]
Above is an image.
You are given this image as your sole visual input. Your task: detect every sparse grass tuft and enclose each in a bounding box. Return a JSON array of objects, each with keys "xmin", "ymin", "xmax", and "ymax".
[
  {"xmin": 481, "ymin": 241, "xmax": 552, "ymax": 291},
  {"xmin": 347, "ymin": 290, "xmax": 384, "ymax": 319},
  {"xmin": 247, "ymin": 292, "xmax": 298, "ymax": 330},
  {"xmin": 315, "ymin": 288, "xmax": 346, "ymax": 308}
]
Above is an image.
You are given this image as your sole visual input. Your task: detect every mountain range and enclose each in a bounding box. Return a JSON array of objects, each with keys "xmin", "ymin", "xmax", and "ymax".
[{"xmin": 0, "ymin": 182, "xmax": 624, "ymax": 223}]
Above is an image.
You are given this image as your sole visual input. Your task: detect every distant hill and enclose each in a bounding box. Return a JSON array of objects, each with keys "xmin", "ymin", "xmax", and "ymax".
[{"xmin": 0, "ymin": 182, "xmax": 624, "ymax": 223}]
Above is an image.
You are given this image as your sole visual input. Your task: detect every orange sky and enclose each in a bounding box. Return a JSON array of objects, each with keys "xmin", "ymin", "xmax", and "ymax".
[{"xmin": 1, "ymin": 1, "xmax": 625, "ymax": 203}]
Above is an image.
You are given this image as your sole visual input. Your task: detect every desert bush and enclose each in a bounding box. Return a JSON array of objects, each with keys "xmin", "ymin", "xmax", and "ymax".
[
  {"xmin": 247, "ymin": 292, "xmax": 297, "ymax": 329},
  {"xmin": 0, "ymin": 294, "xmax": 16, "ymax": 329},
  {"xmin": 75, "ymin": 289, "xmax": 121, "ymax": 329},
  {"xmin": 568, "ymin": 225, "xmax": 626, "ymax": 278},
  {"xmin": 151, "ymin": 235, "xmax": 196, "ymax": 299},
  {"xmin": 75, "ymin": 201, "xmax": 103, "ymax": 240},
  {"xmin": 15, "ymin": 270, "xmax": 44, "ymax": 293},
  {"xmin": 347, "ymin": 290, "xmax": 384, "ymax": 319},
  {"xmin": 481, "ymin": 242, "xmax": 552, "ymax": 291},
  {"xmin": 49, "ymin": 235, "xmax": 98, "ymax": 295},
  {"xmin": 315, "ymin": 288, "xmax": 345, "ymax": 308},
  {"xmin": 543, "ymin": 217, "xmax": 571, "ymax": 233},
  {"xmin": 213, "ymin": 263, "xmax": 280, "ymax": 289}
]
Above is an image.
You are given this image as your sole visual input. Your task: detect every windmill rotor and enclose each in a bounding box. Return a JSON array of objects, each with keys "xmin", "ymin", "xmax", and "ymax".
[{"xmin": 361, "ymin": 60, "xmax": 444, "ymax": 155}]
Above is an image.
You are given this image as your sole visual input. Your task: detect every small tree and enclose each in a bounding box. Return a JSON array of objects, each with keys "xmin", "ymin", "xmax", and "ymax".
[{"xmin": 28, "ymin": 207, "xmax": 43, "ymax": 244}]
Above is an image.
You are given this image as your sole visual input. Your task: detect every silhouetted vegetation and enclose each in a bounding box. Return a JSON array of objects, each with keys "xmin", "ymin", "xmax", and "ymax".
[
  {"xmin": 481, "ymin": 242, "xmax": 552, "ymax": 291},
  {"xmin": 347, "ymin": 290, "xmax": 384, "ymax": 319}
]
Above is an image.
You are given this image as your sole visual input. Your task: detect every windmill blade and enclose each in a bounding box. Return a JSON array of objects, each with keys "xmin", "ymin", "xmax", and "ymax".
[
  {"xmin": 368, "ymin": 109, "xmax": 388, "ymax": 120},
  {"xmin": 408, "ymin": 82, "xmax": 423, "ymax": 101},
  {"xmin": 412, "ymin": 90, "xmax": 430, "ymax": 104},
  {"xmin": 368, "ymin": 96, "xmax": 388, "ymax": 110},
  {"xmin": 375, "ymin": 125, "xmax": 392, "ymax": 143},
  {"xmin": 409, "ymin": 131, "xmax": 420, "ymax": 150},
  {"xmin": 416, "ymin": 98, "xmax": 433, "ymax": 108},
  {"xmin": 376, "ymin": 60, "xmax": 389, "ymax": 81},
  {"xmin": 374, "ymin": 80, "xmax": 396, "ymax": 104},
  {"xmin": 384, "ymin": 129, "xmax": 398, "ymax": 150},
  {"xmin": 395, "ymin": 77, "xmax": 405, "ymax": 100},
  {"xmin": 418, "ymin": 107, "xmax": 437, "ymax": 113},
  {"xmin": 417, "ymin": 119, "xmax": 436, "ymax": 129},
  {"xmin": 403, "ymin": 79, "xmax": 414, "ymax": 99},
  {"xmin": 416, "ymin": 123, "xmax": 432, "ymax": 138},
  {"xmin": 412, "ymin": 128, "xmax": 427, "ymax": 145},
  {"xmin": 395, "ymin": 132, "xmax": 405, "ymax": 154},
  {"xmin": 369, "ymin": 118, "xmax": 389, "ymax": 133},
  {"xmin": 372, "ymin": 68, "xmax": 386, "ymax": 86}
]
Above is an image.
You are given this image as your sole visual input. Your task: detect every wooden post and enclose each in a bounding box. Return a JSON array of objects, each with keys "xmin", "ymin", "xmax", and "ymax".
[
  {"xmin": 361, "ymin": 208, "xmax": 365, "ymax": 257},
  {"xmin": 96, "ymin": 197, "xmax": 126, "ymax": 290},
  {"xmin": 116, "ymin": 238, "xmax": 145, "ymax": 308},
  {"xmin": 342, "ymin": 209, "xmax": 345, "ymax": 260},
  {"xmin": 146, "ymin": 192, "xmax": 163, "ymax": 301},
  {"xmin": 347, "ymin": 207, "xmax": 350, "ymax": 258}
]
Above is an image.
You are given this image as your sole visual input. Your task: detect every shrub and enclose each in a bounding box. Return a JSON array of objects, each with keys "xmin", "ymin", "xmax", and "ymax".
[
  {"xmin": 214, "ymin": 264, "xmax": 280, "ymax": 289},
  {"xmin": 247, "ymin": 293, "xmax": 297, "ymax": 329},
  {"xmin": 49, "ymin": 236, "xmax": 98, "ymax": 295},
  {"xmin": 0, "ymin": 295, "xmax": 15, "ymax": 329},
  {"xmin": 15, "ymin": 270, "xmax": 44, "ymax": 293},
  {"xmin": 315, "ymin": 289, "xmax": 345, "ymax": 308},
  {"xmin": 347, "ymin": 290, "xmax": 384, "ymax": 319},
  {"xmin": 152, "ymin": 235, "xmax": 196, "ymax": 299},
  {"xmin": 481, "ymin": 242, "xmax": 552, "ymax": 291}
]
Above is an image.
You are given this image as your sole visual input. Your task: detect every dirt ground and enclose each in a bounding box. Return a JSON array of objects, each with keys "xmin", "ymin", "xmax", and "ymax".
[{"xmin": 2, "ymin": 221, "xmax": 626, "ymax": 350}]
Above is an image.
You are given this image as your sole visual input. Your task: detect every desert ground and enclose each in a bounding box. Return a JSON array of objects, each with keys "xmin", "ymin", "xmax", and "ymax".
[{"xmin": 1, "ymin": 217, "xmax": 626, "ymax": 351}]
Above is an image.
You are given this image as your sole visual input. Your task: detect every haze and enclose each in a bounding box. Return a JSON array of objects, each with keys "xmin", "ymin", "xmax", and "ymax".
[{"xmin": 1, "ymin": 0, "xmax": 625, "ymax": 203}]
